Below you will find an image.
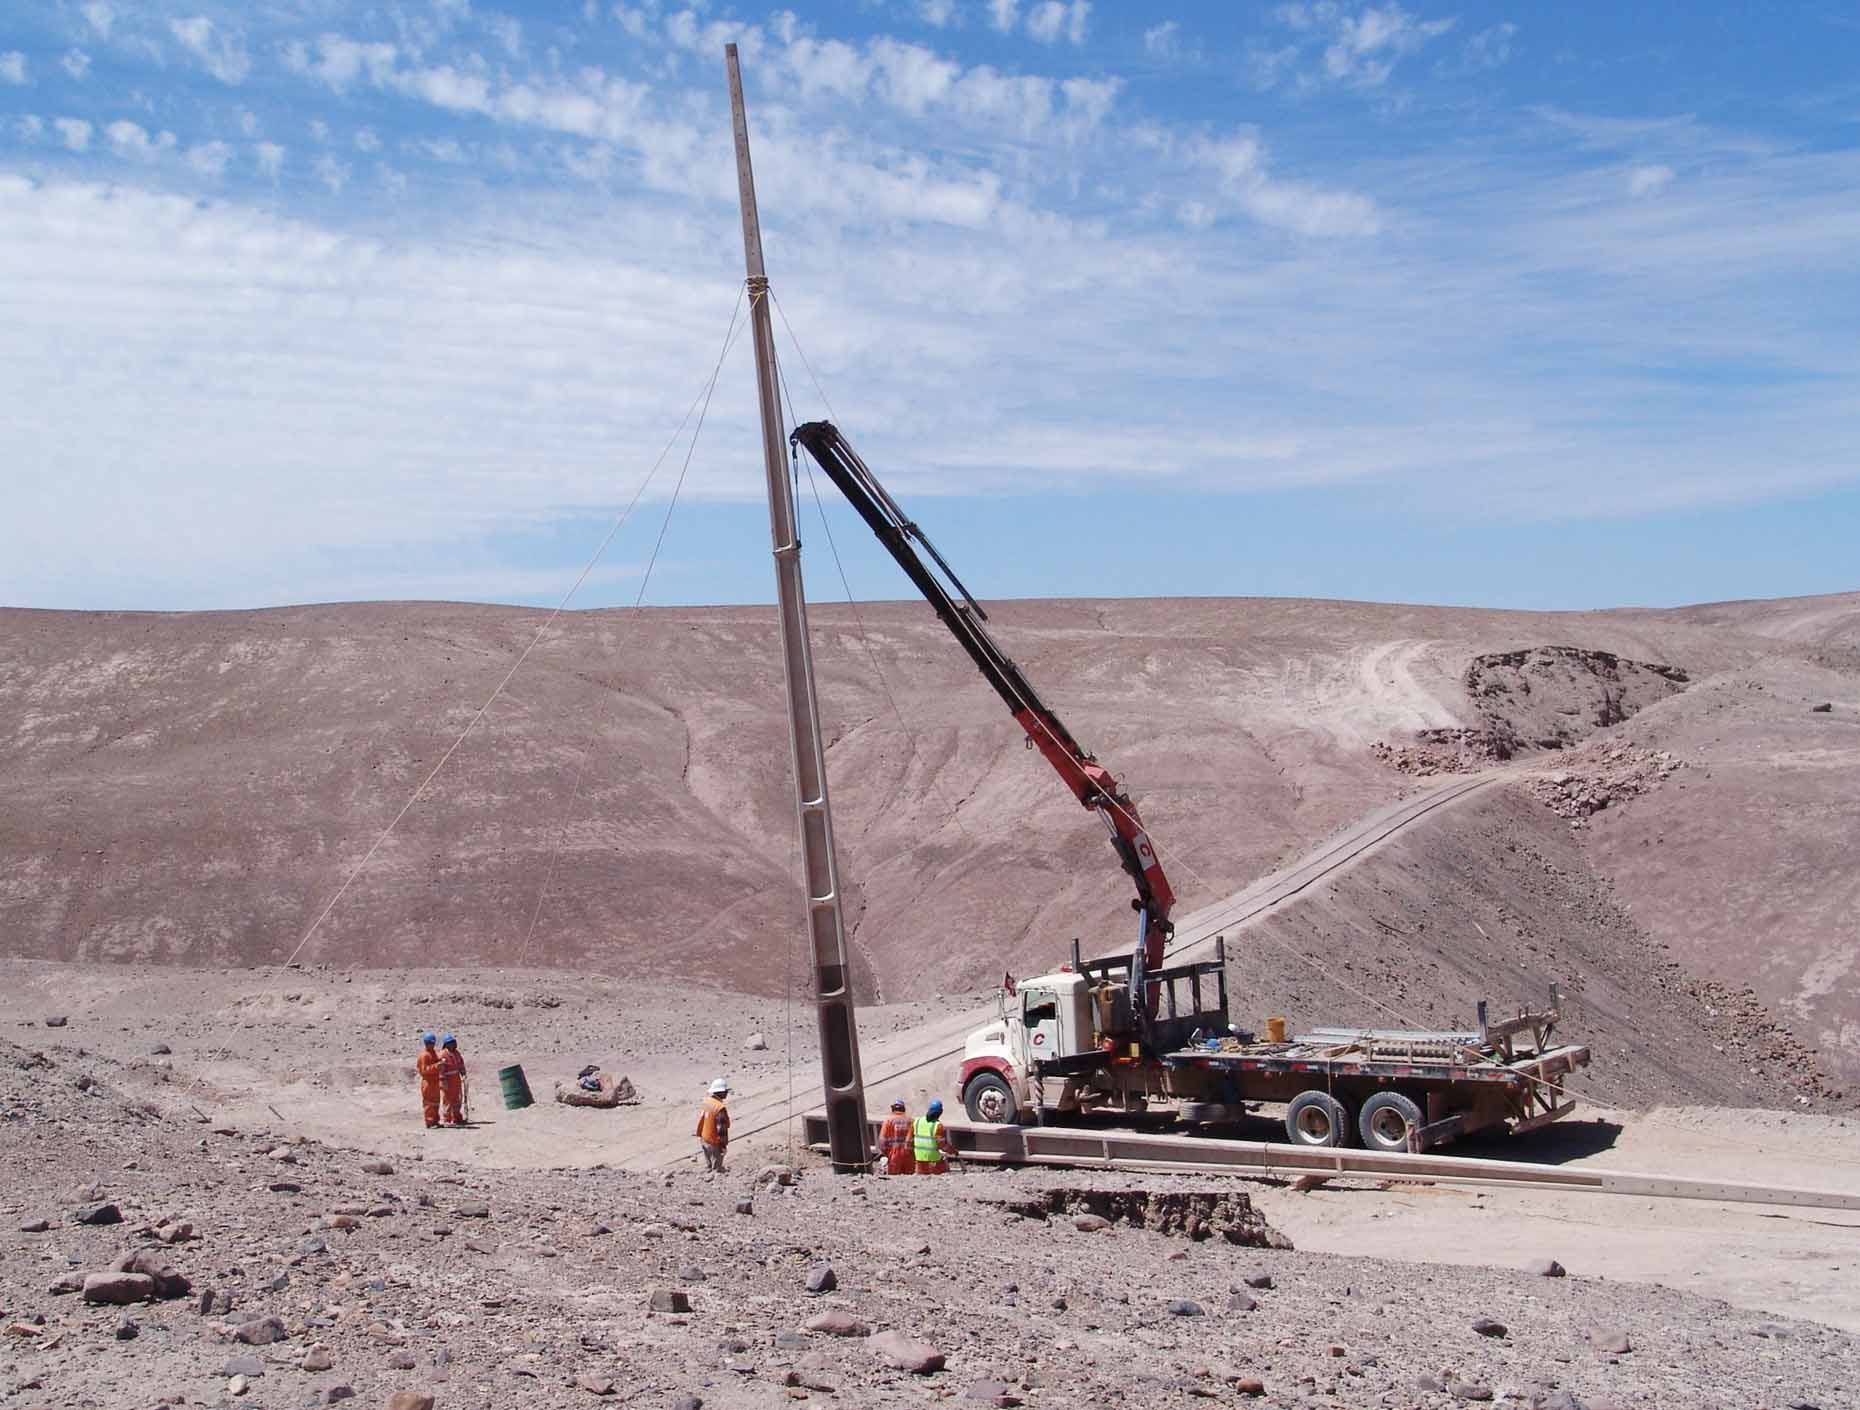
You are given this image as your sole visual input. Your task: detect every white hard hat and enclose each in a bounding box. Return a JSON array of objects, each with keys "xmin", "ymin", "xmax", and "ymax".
[{"xmin": 708, "ymin": 1078, "xmax": 729, "ymax": 1095}]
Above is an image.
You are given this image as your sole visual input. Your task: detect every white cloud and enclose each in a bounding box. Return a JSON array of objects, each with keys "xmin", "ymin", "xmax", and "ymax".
[
  {"xmin": 1456, "ymin": 22, "xmax": 1516, "ymax": 73},
  {"xmin": 283, "ymin": 34, "xmax": 399, "ymax": 92},
  {"xmin": 1025, "ymin": 1, "xmax": 1090, "ymax": 46},
  {"xmin": 487, "ymin": 13, "xmax": 523, "ymax": 58},
  {"xmin": 254, "ymin": 141, "xmax": 285, "ymax": 177},
  {"xmin": 238, "ymin": 108, "xmax": 259, "ymax": 137},
  {"xmin": 0, "ymin": 51, "xmax": 26, "ymax": 85},
  {"xmin": 309, "ymin": 119, "xmax": 331, "ymax": 143},
  {"xmin": 1257, "ymin": 2, "xmax": 1454, "ymax": 91},
  {"xmin": 15, "ymin": 114, "xmax": 44, "ymax": 139},
  {"xmin": 170, "ymin": 17, "xmax": 251, "ymax": 84},
  {"xmin": 106, "ymin": 120, "xmax": 175, "ymax": 160},
  {"xmin": 354, "ymin": 127, "xmax": 382, "ymax": 153},
  {"xmin": 81, "ymin": 3, "xmax": 115, "ymax": 38},
  {"xmin": 1144, "ymin": 21, "xmax": 1180, "ymax": 59},
  {"xmin": 313, "ymin": 153, "xmax": 351, "ymax": 193},
  {"xmin": 63, "ymin": 49, "xmax": 92, "ymax": 80},
  {"xmin": 54, "ymin": 117, "xmax": 92, "ymax": 151},
  {"xmin": 1628, "ymin": 163, "xmax": 1675, "ymax": 198},
  {"xmin": 186, "ymin": 140, "xmax": 232, "ymax": 177},
  {"xmin": 988, "ymin": 0, "xmax": 1019, "ymax": 33},
  {"xmin": 918, "ymin": 0, "xmax": 958, "ymax": 26}
]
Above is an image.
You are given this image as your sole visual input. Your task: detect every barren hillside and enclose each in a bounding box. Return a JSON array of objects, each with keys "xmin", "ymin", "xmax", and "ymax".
[{"xmin": 1, "ymin": 591, "xmax": 1856, "ymax": 1084}]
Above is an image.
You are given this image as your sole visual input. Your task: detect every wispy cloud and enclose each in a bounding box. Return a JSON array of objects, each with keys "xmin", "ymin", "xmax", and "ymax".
[
  {"xmin": 1255, "ymin": 2, "xmax": 1455, "ymax": 92},
  {"xmin": 170, "ymin": 17, "xmax": 251, "ymax": 85},
  {"xmin": 0, "ymin": 52, "xmax": 26, "ymax": 85},
  {"xmin": 62, "ymin": 49, "xmax": 92, "ymax": 80},
  {"xmin": 53, "ymin": 117, "xmax": 91, "ymax": 151}
]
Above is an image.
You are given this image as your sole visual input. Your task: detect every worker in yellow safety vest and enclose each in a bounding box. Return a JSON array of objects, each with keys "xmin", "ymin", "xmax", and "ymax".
[{"xmin": 912, "ymin": 1098, "xmax": 957, "ymax": 1175}]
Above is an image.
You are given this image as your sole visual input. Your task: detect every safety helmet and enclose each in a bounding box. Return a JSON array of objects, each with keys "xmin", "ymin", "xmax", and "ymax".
[
  {"xmin": 927, "ymin": 1098, "xmax": 943, "ymax": 1118},
  {"xmin": 422, "ymin": 1032, "xmax": 437, "ymax": 1045},
  {"xmin": 708, "ymin": 1078, "xmax": 729, "ymax": 1096},
  {"xmin": 890, "ymin": 1099, "xmax": 906, "ymax": 1111},
  {"xmin": 442, "ymin": 1033, "xmax": 456, "ymax": 1046}
]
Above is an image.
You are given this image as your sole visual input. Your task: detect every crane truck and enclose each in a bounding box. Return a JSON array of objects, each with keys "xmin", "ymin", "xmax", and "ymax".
[{"xmin": 790, "ymin": 422, "xmax": 1590, "ymax": 1155}]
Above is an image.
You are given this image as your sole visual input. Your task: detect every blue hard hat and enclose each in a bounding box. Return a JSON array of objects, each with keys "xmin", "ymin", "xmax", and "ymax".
[
  {"xmin": 442, "ymin": 1033, "xmax": 456, "ymax": 1045},
  {"xmin": 927, "ymin": 1098, "xmax": 944, "ymax": 1118},
  {"xmin": 422, "ymin": 1032, "xmax": 437, "ymax": 1044}
]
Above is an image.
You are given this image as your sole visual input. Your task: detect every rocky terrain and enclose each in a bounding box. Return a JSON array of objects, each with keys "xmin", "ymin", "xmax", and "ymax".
[
  {"xmin": 4, "ymin": 1028, "xmax": 1858, "ymax": 1410},
  {"xmin": 2, "ymin": 591, "xmax": 1857, "ymax": 1086}
]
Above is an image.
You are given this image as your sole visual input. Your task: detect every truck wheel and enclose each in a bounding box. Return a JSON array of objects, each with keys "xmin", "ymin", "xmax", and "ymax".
[
  {"xmin": 963, "ymin": 1071, "xmax": 1018, "ymax": 1124},
  {"xmin": 1358, "ymin": 1091, "xmax": 1425, "ymax": 1153},
  {"xmin": 1285, "ymin": 1090, "xmax": 1353, "ymax": 1148}
]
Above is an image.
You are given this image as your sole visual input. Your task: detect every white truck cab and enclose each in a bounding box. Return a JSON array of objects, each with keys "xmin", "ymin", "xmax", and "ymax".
[{"xmin": 958, "ymin": 969, "xmax": 1100, "ymax": 1122}]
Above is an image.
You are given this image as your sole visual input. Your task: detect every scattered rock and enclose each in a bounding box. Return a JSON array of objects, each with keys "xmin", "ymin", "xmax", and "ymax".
[
  {"xmin": 19, "ymin": 1217, "xmax": 50, "ymax": 1232},
  {"xmin": 963, "ymin": 1381, "xmax": 1023, "ymax": 1406},
  {"xmin": 1589, "ymin": 1327, "xmax": 1632, "ymax": 1355},
  {"xmin": 387, "ymin": 1350, "xmax": 418, "ymax": 1370},
  {"xmin": 804, "ymin": 1309, "xmax": 868, "ymax": 1337},
  {"xmin": 1242, "ymin": 1274, "xmax": 1274, "ymax": 1290},
  {"xmin": 805, "ymin": 1263, "xmax": 837, "ymax": 1294},
  {"xmin": 233, "ymin": 1315, "xmax": 289, "ymax": 1346},
  {"xmin": 222, "ymin": 1356, "xmax": 265, "ymax": 1379},
  {"xmin": 744, "ymin": 1032, "xmax": 769, "ymax": 1051},
  {"xmin": 325, "ymin": 1387, "xmax": 356, "ymax": 1404},
  {"xmin": 1417, "ymin": 1375, "xmax": 1446, "ymax": 1394},
  {"xmin": 1227, "ymin": 1290, "xmax": 1257, "ymax": 1312},
  {"xmin": 1471, "ymin": 1317, "xmax": 1507, "ymax": 1339},
  {"xmin": 114, "ymin": 1249, "xmax": 191, "ymax": 1298},
  {"xmin": 1535, "ymin": 1392, "xmax": 1586, "ymax": 1410},
  {"xmin": 303, "ymin": 1346, "xmax": 335, "ymax": 1372},
  {"xmin": 734, "ymin": 1199, "xmax": 754, "ymax": 1216},
  {"xmin": 1235, "ymin": 1380, "xmax": 1265, "ymax": 1398},
  {"xmin": 869, "ymin": 1329, "xmax": 945, "ymax": 1374},
  {"xmin": 649, "ymin": 1289, "xmax": 692, "ymax": 1314},
  {"xmin": 115, "ymin": 1317, "xmax": 140, "ymax": 1340},
  {"xmin": 82, "ymin": 1272, "xmax": 155, "ymax": 1305},
  {"xmin": 228, "ymin": 1374, "xmax": 251, "ymax": 1397},
  {"xmin": 672, "ymin": 1398, "xmax": 703, "ymax": 1410},
  {"xmin": 48, "ymin": 1273, "xmax": 85, "ymax": 1295},
  {"xmin": 45, "ymin": 1015, "xmax": 68, "ymax": 1028},
  {"xmin": 455, "ymin": 1202, "xmax": 489, "ymax": 1219},
  {"xmin": 198, "ymin": 1288, "xmax": 233, "ymax": 1316},
  {"xmin": 1526, "ymin": 1258, "xmax": 1567, "ymax": 1278},
  {"xmin": 578, "ymin": 1374, "xmax": 616, "ymax": 1396},
  {"xmin": 72, "ymin": 1202, "xmax": 123, "ymax": 1226},
  {"xmin": 385, "ymin": 1394, "xmax": 436, "ymax": 1410},
  {"xmin": 1167, "ymin": 1300, "xmax": 1204, "ymax": 1318},
  {"xmin": 1072, "ymin": 1214, "xmax": 1111, "ymax": 1233},
  {"xmin": 151, "ymin": 1043, "xmax": 172, "ymax": 1055},
  {"xmin": 1448, "ymin": 1376, "xmax": 1495, "ymax": 1402},
  {"xmin": 1812, "ymin": 702, "xmax": 1833, "ymax": 713},
  {"xmin": 362, "ymin": 1159, "xmax": 395, "ymax": 1176}
]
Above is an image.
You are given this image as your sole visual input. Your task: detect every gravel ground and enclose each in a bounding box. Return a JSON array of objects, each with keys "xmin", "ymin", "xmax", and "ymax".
[{"xmin": 3, "ymin": 1035, "xmax": 1853, "ymax": 1410}]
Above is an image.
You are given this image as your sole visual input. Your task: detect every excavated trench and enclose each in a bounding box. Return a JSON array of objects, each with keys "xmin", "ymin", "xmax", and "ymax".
[{"xmin": 996, "ymin": 1187, "xmax": 1292, "ymax": 1248}]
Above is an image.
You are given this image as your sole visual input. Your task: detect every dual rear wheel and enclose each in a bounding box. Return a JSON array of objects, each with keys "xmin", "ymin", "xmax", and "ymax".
[{"xmin": 1284, "ymin": 1089, "xmax": 1425, "ymax": 1152}]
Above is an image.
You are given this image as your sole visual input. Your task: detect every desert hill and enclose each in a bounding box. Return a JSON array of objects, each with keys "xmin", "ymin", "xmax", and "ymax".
[{"xmin": 2, "ymin": 590, "xmax": 1856, "ymax": 1089}]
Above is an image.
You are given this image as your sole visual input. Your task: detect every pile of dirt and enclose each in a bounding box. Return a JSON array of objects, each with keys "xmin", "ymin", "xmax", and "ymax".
[
  {"xmin": 1522, "ymin": 741, "xmax": 1686, "ymax": 823},
  {"xmin": 998, "ymin": 1187, "xmax": 1293, "ymax": 1247},
  {"xmin": 1467, "ymin": 646, "xmax": 1689, "ymax": 756},
  {"xmin": 1371, "ymin": 727, "xmax": 1507, "ymax": 776}
]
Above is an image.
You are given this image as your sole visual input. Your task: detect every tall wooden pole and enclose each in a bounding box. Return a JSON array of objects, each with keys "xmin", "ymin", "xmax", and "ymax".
[{"xmin": 724, "ymin": 43, "xmax": 871, "ymax": 1173}]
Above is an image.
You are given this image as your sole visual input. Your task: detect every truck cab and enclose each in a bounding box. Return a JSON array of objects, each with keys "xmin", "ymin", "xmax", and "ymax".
[{"xmin": 958, "ymin": 939, "xmax": 1231, "ymax": 1124}]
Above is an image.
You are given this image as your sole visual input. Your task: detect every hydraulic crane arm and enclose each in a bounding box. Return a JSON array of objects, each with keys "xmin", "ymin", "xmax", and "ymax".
[{"xmin": 789, "ymin": 421, "xmax": 1176, "ymax": 977}]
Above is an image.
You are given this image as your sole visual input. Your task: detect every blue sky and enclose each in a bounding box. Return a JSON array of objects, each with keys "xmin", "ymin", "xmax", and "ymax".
[{"xmin": 1, "ymin": 1, "xmax": 1856, "ymax": 613}]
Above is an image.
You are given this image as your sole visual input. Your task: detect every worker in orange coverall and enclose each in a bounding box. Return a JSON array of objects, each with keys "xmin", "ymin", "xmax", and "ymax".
[
  {"xmin": 439, "ymin": 1033, "xmax": 467, "ymax": 1126},
  {"xmin": 878, "ymin": 1099, "xmax": 915, "ymax": 1175},
  {"xmin": 415, "ymin": 1032, "xmax": 443, "ymax": 1129}
]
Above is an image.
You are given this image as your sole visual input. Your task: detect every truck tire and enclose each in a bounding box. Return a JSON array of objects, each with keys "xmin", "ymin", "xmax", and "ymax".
[
  {"xmin": 1285, "ymin": 1090, "xmax": 1353, "ymax": 1148},
  {"xmin": 1358, "ymin": 1091, "xmax": 1425, "ymax": 1153},
  {"xmin": 963, "ymin": 1071, "xmax": 1018, "ymax": 1125}
]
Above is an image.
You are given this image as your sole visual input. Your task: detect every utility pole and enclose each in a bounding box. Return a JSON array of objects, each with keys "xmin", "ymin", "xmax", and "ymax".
[{"xmin": 724, "ymin": 43, "xmax": 871, "ymax": 1174}]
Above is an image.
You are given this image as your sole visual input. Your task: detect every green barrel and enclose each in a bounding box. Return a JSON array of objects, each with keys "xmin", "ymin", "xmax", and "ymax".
[{"xmin": 497, "ymin": 1064, "xmax": 534, "ymax": 1111}]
